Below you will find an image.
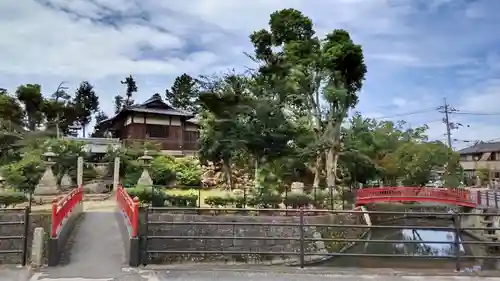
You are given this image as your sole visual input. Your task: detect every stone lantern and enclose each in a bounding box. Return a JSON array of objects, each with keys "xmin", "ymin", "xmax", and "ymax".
[
  {"xmin": 136, "ymin": 150, "xmax": 153, "ymax": 188},
  {"xmin": 34, "ymin": 147, "xmax": 59, "ymax": 195}
]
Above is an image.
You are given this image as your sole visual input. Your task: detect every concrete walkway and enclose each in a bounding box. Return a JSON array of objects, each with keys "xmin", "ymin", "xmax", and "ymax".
[{"xmin": 37, "ymin": 202, "xmax": 133, "ymax": 280}]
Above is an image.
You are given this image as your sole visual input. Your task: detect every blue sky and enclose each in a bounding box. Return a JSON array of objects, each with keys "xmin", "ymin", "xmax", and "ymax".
[{"xmin": 1, "ymin": 0, "xmax": 500, "ymax": 148}]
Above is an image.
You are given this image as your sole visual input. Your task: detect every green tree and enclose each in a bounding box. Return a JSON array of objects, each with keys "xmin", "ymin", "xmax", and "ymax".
[
  {"xmin": 90, "ymin": 111, "xmax": 109, "ymax": 137},
  {"xmin": 113, "ymin": 95, "xmax": 124, "ymax": 113},
  {"xmin": 15, "ymin": 84, "xmax": 45, "ymax": 131},
  {"xmin": 74, "ymin": 81, "xmax": 99, "ymax": 137},
  {"xmin": 121, "ymin": 75, "xmax": 137, "ymax": 108},
  {"xmin": 165, "ymin": 73, "xmax": 200, "ymax": 113},
  {"xmin": 249, "ymin": 9, "xmax": 367, "ymax": 196}
]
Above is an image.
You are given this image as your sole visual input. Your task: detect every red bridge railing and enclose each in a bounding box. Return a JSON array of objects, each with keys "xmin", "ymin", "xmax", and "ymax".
[
  {"xmin": 355, "ymin": 187, "xmax": 476, "ymax": 208},
  {"xmin": 116, "ymin": 184, "xmax": 139, "ymax": 237},
  {"xmin": 51, "ymin": 186, "xmax": 84, "ymax": 238}
]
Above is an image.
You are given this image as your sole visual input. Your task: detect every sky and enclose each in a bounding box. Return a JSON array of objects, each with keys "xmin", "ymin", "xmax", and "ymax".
[{"xmin": 1, "ymin": 0, "xmax": 500, "ymax": 149}]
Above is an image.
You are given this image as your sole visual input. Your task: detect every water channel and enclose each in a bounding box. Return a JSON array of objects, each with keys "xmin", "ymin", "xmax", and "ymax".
[{"xmin": 323, "ymin": 218, "xmax": 488, "ymax": 269}]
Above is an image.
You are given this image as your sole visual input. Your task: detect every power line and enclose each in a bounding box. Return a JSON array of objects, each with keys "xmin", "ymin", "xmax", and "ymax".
[
  {"xmin": 452, "ymin": 111, "xmax": 500, "ymax": 116},
  {"xmin": 376, "ymin": 108, "xmax": 436, "ymax": 119}
]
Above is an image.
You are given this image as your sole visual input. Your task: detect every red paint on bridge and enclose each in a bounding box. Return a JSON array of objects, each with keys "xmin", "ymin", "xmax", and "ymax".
[{"xmin": 355, "ymin": 187, "xmax": 478, "ymax": 208}]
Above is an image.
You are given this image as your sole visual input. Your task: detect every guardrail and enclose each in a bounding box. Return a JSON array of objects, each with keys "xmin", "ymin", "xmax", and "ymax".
[
  {"xmin": 116, "ymin": 184, "xmax": 138, "ymax": 237},
  {"xmin": 138, "ymin": 207, "xmax": 500, "ymax": 271},
  {"xmin": 356, "ymin": 187, "xmax": 476, "ymax": 207},
  {"xmin": 0, "ymin": 207, "xmax": 30, "ymax": 266},
  {"xmin": 470, "ymin": 190, "xmax": 500, "ymax": 209},
  {"xmin": 50, "ymin": 186, "xmax": 84, "ymax": 238}
]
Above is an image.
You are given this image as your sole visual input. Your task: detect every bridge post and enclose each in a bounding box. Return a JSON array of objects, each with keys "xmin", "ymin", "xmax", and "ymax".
[
  {"xmin": 77, "ymin": 156, "xmax": 83, "ymax": 187},
  {"xmin": 113, "ymin": 157, "xmax": 120, "ymax": 191}
]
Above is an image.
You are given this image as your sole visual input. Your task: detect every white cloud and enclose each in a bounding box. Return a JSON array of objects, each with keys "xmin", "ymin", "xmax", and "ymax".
[{"xmin": 1, "ymin": 0, "xmax": 500, "ymax": 142}]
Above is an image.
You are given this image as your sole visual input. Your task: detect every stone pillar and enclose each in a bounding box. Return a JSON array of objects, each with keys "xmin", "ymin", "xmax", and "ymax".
[
  {"xmin": 60, "ymin": 173, "xmax": 73, "ymax": 190},
  {"xmin": 31, "ymin": 227, "xmax": 45, "ymax": 268},
  {"xmin": 113, "ymin": 157, "xmax": 120, "ymax": 190},
  {"xmin": 137, "ymin": 150, "xmax": 153, "ymax": 188},
  {"xmin": 77, "ymin": 156, "xmax": 83, "ymax": 187},
  {"xmin": 34, "ymin": 148, "xmax": 59, "ymax": 195}
]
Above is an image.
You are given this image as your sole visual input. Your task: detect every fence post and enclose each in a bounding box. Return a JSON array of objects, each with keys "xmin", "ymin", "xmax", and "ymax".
[
  {"xmin": 132, "ymin": 198, "xmax": 139, "ymax": 237},
  {"xmin": 299, "ymin": 207, "xmax": 305, "ymax": 268},
  {"xmin": 496, "ymin": 192, "xmax": 499, "ymax": 209},
  {"xmin": 50, "ymin": 199, "xmax": 58, "ymax": 238},
  {"xmin": 21, "ymin": 207, "xmax": 30, "ymax": 266},
  {"xmin": 452, "ymin": 212, "xmax": 461, "ymax": 272}
]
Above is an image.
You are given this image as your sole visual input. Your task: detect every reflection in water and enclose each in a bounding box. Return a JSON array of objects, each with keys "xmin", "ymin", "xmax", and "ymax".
[
  {"xmin": 325, "ymin": 219, "xmax": 473, "ymax": 269},
  {"xmin": 367, "ymin": 228, "xmax": 465, "ymax": 256}
]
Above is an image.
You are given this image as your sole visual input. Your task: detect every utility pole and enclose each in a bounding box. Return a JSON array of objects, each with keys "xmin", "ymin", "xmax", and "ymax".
[
  {"xmin": 443, "ymin": 98, "xmax": 453, "ymax": 148},
  {"xmin": 438, "ymin": 98, "xmax": 460, "ymax": 149}
]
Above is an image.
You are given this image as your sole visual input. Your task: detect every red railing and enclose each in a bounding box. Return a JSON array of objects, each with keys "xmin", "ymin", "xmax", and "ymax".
[
  {"xmin": 116, "ymin": 184, "xmax": 139, "ymax": 237},
  {"xmin": 51, "ymin": 186, "xmax": 84, "ymax": 238},
  {"xmin": 355, "ymin": 187, "xmax": 477, "ymax": 208}
]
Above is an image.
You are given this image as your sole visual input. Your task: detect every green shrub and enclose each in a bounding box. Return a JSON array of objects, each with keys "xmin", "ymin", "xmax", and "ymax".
[
  {"xmin": 0, "ymin": 192, "xmax": 27, "ymax": 207},
  {"xmin": 164, "ymin": 193, "xmax": 198, "ymax": 207},
  {"xmin": 204, "ymin": 195, "xmax": 232, "ymax": 207},
  {"xmin": 173, "ymin": 157, "xmax": 201, "ymax": 186},
  {"xmin": 247, "ymin": 192, "xmax": 282, "ymax": 208},
  {"xmin": 283, "ymin": 193, "xmax": 312, "ymax": 208},
  {"xmin": 311, "ymin": 190, "xmax": 331, "ymax": 209},
  {"xmin": 151, "ymin": 156, "xmax": 176, "ymax": 186},
  {"xmin": 126, "ymin": 187, "xmax": 166, "ymax": 207}
]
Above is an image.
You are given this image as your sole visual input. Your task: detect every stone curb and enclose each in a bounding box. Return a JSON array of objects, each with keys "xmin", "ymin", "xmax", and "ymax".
[{"xmin": 142, "ymin": 264, "xmax": 500, "ymax": 277}]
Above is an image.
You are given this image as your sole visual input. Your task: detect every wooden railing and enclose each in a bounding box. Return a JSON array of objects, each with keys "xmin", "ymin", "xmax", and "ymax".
[
  {"xmin": 116, "ymin": 184, "xmax": 139, "ymax": 237},
  {"xmin": 122, "ymin": 138, "xmax": 197, "ymax": 151},
  {"xmin": 51, "ymin": 186, "xmax": 84, "ymax": 238}
]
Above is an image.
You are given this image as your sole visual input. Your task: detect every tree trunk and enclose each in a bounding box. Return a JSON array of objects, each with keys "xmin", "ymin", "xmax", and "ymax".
[
  {"xmin": 222, "ymin": 160, "xmax": 234, "ymax": 190},
  {"xmin": 82, "ymin": 126, "xmax": 86, "ymax": 138},
  {"xmin": 325, "ymin": 147, "xmax": 338, "ymax": 198},
  {"xmin": 313, "ymin": 154, "xmax": 322, "ymax": 188}
]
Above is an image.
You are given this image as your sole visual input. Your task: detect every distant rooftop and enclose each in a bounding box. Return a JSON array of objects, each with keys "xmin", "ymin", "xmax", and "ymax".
[
  {"xmin": 458, "ymin": 142, "xmax": 500, "ymax": 154},
  {"xmin": 99, "ymin": 94, "xmax": 196, "ymax": 126}
]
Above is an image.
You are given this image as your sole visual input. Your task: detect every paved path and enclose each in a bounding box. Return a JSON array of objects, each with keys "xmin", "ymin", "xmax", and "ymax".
[
  {"xmin": 23, "ymin": 268, "xmax": 500, "ymax": 281},
  {"xmin": 38, "ymin": 201, "xmax": 128, "ymax": 280}
]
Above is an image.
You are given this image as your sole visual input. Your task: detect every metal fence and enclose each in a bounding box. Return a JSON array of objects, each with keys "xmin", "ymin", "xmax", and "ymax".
[
  {"xmin": 0, "ymin": 207, "xmax": 30, "ymax": 266},
  {"xmin": 136, "ymin": 207, "xmax": 500, "ymax": 271}
]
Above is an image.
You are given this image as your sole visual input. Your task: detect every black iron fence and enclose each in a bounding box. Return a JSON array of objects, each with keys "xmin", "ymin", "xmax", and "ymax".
[
  {"xmin": 0, "ymin": 207, "xmax": 30, "ymax": 266},
  {"xmin": 136, "ymin": 207, "xmax": 500, "ymax": 271}
]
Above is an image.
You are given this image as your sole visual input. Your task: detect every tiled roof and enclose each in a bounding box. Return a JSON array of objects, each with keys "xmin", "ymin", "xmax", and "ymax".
[
  {"xmin": 458, "ymin": 142, "xmax": 500, "ymax": 154},
  {"xmin": 99, "ymin": 94, "xmax": 194, "ymax": 125}
]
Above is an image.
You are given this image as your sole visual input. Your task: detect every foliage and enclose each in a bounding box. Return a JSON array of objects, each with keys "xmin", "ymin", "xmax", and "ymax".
[
  {"xmin": 165, "ymin": 73, "xmax": 200, "ymax": 113},
  {"xmin": 73, "ymin": 81, "xmax": 100, "ymax": 137},
  {"xmin": 126, "ymin": 187, "xmax": 198, "ymax": 207},
  {"xmin": 172, "ymin": 157, "xmax": 202, "ymax": 187},
  {"xmin": 1, "ymin": 153, "xmax": 45, "ymax": 194},
  {"xmin": 283, "ymin": 193, "xmax": 312, "ymax": 208},
  {"xmin": 0, "ymin": 192, "xmax": 27, "ymax": 207},
  {"xmin": 114, "ymin": 75, "xmax": 138, "ymax": 112},
  {"xmin": 90, "ymin": 111, "xmax": 109, "ymax": 137}
]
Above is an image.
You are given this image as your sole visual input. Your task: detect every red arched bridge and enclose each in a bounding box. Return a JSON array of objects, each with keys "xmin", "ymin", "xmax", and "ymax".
[{"xmin": 355, "ymin": 187, "xmax": 500, "ymax": 209}]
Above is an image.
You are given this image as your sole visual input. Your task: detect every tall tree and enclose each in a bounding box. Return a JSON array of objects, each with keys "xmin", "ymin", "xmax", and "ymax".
[
  {"xmin": 165, "ymin": 73, "xmax": 200, "ymax": 113},
  {"xmin": 90, "ymin": 111, "xmax": 109, "ymax": 138},
  {"xmin": 121, "ymin": 75, "xmax": 137, "ymax": 108},
  {"xmin": 113, "ymin": 95, "xmax": 124, "ymax": 114},
  {"xmin": 74, "ymin": 81, "xmax": 99, "ymax": 137},
  {"xmin": 249, "ymin": 9, "xmax": 367, "ymax": 195},
  {"xmin": 15, "ymin": 84, "xmax": 45, "ymax": 131}
]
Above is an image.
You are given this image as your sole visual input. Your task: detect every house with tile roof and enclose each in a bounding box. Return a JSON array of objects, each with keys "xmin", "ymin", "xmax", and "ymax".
[
  {"xmin": 458, "ymin": 141, "xmax": 500, "ymax": 182},
  {"xmin": 97, "ymin": 93, "xmax": 199, "ymax": 156}
]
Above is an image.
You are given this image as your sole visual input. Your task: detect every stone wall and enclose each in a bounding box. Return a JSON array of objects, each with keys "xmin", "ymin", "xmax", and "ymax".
[
  {"xmin": 0, "ymin": 211, "xmax": 51, "ymax": 264},
  {"xmin": 146, "ymin": 212, "xmax": 365, "ymax": 264}
]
